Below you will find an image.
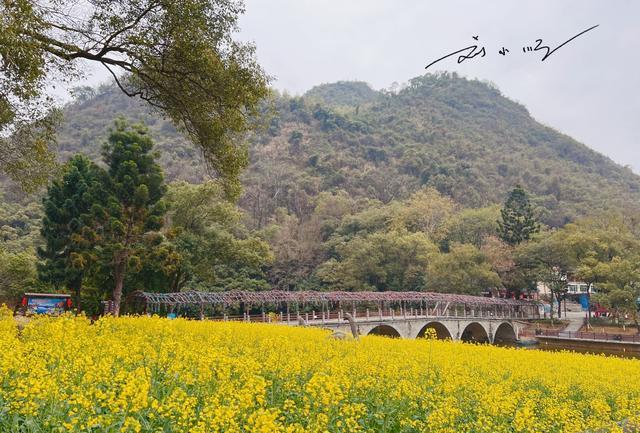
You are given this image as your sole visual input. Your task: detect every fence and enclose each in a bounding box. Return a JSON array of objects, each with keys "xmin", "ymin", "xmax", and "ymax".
[
  {"xmin": 206, "ymin": 305, "xmax": 533, "ymax": 325},
  {"xmin": 531, "ymin": 329, "xmax": 640, "ymax": 343}
]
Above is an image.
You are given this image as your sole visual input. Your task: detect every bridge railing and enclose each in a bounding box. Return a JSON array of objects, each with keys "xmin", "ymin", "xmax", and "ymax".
[
  {"xmin": 530, "ymin": 329, "xmax": 640, "ymax": 343},
  {"xmin": 204, "ymin": 305, "xmax": 537, "ymax": 324}
]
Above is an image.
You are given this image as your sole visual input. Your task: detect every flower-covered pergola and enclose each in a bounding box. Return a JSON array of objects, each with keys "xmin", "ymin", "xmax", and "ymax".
[{"xmin": 128, "ymin": 290, "xmax": 539, "ymax": 320}]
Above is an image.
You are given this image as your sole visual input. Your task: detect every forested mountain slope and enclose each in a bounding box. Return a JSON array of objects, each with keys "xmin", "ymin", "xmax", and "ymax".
[
  {"xmin": 4, "ymin": 72, "xmax": 640, "ymax": 300},
  {"xmin": 54, "ymin": 72, "xmax": 640, "ymax": 227}
]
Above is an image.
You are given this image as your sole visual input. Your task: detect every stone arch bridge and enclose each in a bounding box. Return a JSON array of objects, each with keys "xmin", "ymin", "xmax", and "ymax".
[
  {"xmin": 130, "ymin": 290, "xmax": 540, "ymax": 344},
  {"xmin": 318, "ymin": 316, "xmax": 524, "ymax": 344}
]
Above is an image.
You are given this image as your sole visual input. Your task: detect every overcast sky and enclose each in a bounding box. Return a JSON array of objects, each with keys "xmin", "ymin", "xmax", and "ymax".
[{"xmin": 234, "ymin": 0, "xmax": 640, "ymax": 171}]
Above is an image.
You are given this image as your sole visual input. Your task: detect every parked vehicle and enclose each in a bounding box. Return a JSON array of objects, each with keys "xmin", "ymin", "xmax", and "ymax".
[{"xmin": 592, "ymin": 303, "xmax": 609, "ymax": 318}]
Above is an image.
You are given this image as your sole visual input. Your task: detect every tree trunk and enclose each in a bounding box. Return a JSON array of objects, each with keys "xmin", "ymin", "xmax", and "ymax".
[
  {"xmin": 556, "ymin": 293, "xmax": 563, "ymax": 319},
  {"xmin": 171, "ymin": 269, "xmax": 182, "ymax": 292},
  {"xmin": 70, "ymin": 277, "xmax": 82, "ymax": 313},
  {"xmin": 112, "ymin": 259, "xmax": 127, "ymax": 317}
]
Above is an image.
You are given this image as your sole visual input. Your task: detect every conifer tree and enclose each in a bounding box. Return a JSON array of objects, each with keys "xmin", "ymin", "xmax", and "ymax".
[
  {"xmin": 100, "ymin": 120, "xmax": 166, "ymax": 315},
  {"xmin": 497, "ymin": 185, "xmax": 540, "ymax": 245},
  {"xmin": 38, "ymin": 156, "xmax": 109, "ymax": 310}
]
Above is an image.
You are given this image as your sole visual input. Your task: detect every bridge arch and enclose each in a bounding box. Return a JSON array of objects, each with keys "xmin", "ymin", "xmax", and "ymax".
[
  {"xmin": 461, "ymin": 322, "xmax": 490, "ymax": 343},
  {"xmin": 493, "ymin": 322, "xmax": 517, "ymax": 344},
  {"xmin": 367, "ymin": 324, "xmax": 401, "ymax": 338},
  {"xmin": 417, "ymin": 321, "xmax": 453, "ymax": 340}
]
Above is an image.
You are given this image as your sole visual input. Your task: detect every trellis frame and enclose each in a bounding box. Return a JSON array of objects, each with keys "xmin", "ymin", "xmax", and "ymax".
[{"xmin": 129, "ymin": 290, "xmax": 538, "ymax": 317}]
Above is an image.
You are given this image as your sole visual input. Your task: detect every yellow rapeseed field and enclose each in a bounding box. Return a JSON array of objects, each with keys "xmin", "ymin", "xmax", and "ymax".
[{"xmin": 1, "ymin": 309, "xmax": 639, "ymax": 433}]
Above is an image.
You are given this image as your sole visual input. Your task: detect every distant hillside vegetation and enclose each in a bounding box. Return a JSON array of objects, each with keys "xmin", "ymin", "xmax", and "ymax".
[
  {"xmin": 50, "ymin": 72, "xmax": 640, "ymax": 227},
  {"xmin": 303, "ymin": 81, "xmax": 380, "ymax": 107}
]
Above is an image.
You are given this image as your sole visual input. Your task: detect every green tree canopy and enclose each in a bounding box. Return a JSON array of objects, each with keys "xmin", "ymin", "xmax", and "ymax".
[
  {"xmin": 516, "ymin": 230, "xmax": 575, "ymax": 318},
  {"xmin": 99, "ymin": 120, "xmax": 166, "ymax": 315},
  {"xmin": 1, "ymin": 0, "xmax": 269, "ymax": 194},
  {"xmin": 446, "ymin": 206, "xmax": 500, "ymax": 249},
  {"xmin": 164, "ymin": 180, "xmax": 272, "ymax": 292},
  {"xmin": 428, "ymin": 243, "xmax": 501, "ymax": 295},
  {"xmin": 592, "ymin": 257, "xmax": 640, "ymax": 331},
  {"xmin": 37, "ymin": 155, "xmax": 109, "ymax": 310},
  {"xmin": 0, "ymin": 249, "xmax": 39, "ymax": 304},
  {"xmin": 497, "ymin": 185, "xmax": 540, "ymax": 245},
  {"xmin": 389, "ymin": 187, "xmax": 455, "ymax": 242},
  {"xmin": 316, "ymin": 230, "xmax": 437, "ymax": 292}
]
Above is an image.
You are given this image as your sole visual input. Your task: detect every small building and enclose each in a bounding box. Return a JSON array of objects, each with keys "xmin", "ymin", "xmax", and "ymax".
[
  {"xmin": 536, "ymin": 281, "xmax": 597, "ymax": 312},
  {"xmin": 536, "ymin": 281, "xmax": 595, "ymax": 297},
  {"xmin": 566, "ymin": 282, "xmax": 591, "ymax": 295}
]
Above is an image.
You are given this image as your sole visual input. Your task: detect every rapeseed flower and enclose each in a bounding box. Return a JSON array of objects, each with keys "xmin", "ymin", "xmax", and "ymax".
[{"xmin": 0, "ymin": 309, "xmax": 639, "ymax": 432}]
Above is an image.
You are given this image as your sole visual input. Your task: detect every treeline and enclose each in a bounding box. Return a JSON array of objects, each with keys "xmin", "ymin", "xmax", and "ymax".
[
  {"xmin": 2, "ymin": 120, "xmax": 640, "ymax": 326},
  {"xmin": 1, "ymin": 121, "xmax": 271, "ymax": 315},
  {"xmin": 266, "ymin": 183, "xmax": 640, "ymax": 326}
]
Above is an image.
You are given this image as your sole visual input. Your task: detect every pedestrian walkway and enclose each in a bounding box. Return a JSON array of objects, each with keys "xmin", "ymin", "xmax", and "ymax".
[{"xmin": 559, "ymin": 310, "xmax": 586, "ymax": 336}]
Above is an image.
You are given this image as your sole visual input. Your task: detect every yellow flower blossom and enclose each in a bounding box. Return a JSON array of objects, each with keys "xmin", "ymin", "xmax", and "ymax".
[{"xmin": 0, "ymin": 307, "xmax": 639, "ymax": 433}]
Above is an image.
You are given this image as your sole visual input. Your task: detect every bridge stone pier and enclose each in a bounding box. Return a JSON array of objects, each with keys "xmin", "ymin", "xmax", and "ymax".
[
  {"xmin": 132, "ymin": 289, "xmax": 539, "ymax": 345},
  {"xmin": 315, "ymin": 317, "xmax": 522, "ymax": 343}
]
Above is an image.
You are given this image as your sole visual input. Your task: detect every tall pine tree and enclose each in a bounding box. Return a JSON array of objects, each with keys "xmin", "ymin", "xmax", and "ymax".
[
  {"xmin": 100, "ymin": 120, "xmax": 166, "ymax": 316},
  {"xmin": 38, "ymin": 156, "xmax": 108, "ymax": 311},
  {"xmin": 497, "ymin": 185, "xmax": 540, "ymax": 245}
]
